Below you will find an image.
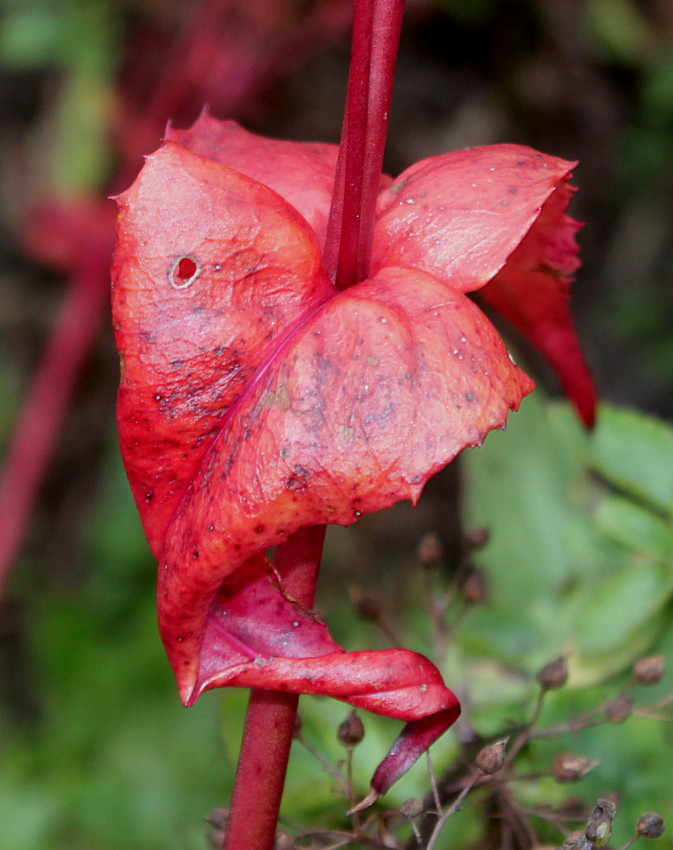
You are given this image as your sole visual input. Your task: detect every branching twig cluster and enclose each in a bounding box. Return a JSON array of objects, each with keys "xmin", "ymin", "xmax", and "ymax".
[{"xmin": 207, "ymin": 531, "xmax": 669, "ymax": 850}]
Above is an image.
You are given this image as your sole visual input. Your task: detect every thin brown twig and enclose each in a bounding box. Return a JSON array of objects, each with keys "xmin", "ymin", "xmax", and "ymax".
[{"xmin": 294, "ymin": 731, "xmax": 350, "ymax": 796}]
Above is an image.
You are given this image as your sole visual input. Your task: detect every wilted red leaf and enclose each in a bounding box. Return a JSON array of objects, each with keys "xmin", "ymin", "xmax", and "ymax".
[{"xmin": 111, "ymin": 114, "xmax": 593, "ymax": 795}]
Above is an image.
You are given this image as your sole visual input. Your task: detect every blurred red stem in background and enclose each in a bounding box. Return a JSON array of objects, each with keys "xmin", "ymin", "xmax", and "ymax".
[{"xmin": 0, "ymin": 241, "xmax": 113, "ymax": 591}]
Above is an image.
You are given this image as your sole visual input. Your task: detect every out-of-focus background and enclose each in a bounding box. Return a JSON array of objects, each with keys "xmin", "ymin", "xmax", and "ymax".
[{"xmin": 1, "ymin": 1, "xmax": 673, "ymax": 848}]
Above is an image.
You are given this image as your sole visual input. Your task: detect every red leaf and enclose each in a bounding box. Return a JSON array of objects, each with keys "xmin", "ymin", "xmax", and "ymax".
[
  {"xmin": 111, "ymin": 115, "xmax": 594, "ymax": 795},
  {"xmin": 370, "ymin": 145, "xmax": 596, "ymax": 425},
  {"xmin": 479, "ymin": 181, "xmax": 596, "ymax": 427},
  {"xmin": 372, "ymin": 145, "xmax": 576, "ymax": 292},
  {"xmin": 166, "ymin": 109, "xmax": 340, "ymax": 246}
]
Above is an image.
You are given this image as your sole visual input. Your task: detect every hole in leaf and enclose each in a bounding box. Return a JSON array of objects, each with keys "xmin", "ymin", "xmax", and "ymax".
[{"xmin": 169, "ymin": 255, "xmax": 200, "ymax": 289}]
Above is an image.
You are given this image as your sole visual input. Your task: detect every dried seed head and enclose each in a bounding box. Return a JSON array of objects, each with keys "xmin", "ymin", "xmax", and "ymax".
[
  {"xmin": 476, "ymin": 738, "xmax": 508, "ymax": 775},
  {"xmin": 605, "ymin": 694, "xmax": 632, "ymax": 723},
  {"xmin": 274, "ymin": 830, "xmax": 295, "ymax": 850},
  {"xmin": 634, "ymin": 655, "xmax": 665, "ymax": 686},
  {"xmin": 417, "ymin": 532, "xmax": 442, "ymax": 567},
  {"xmin": 461, "ymin": 567, "xmax": 488, "ymax": 605},
  {"xmin": 637, "ymin": 812, "xmax": 666, "ymax": 839},
  {"xmin": 353, "ymin": 592, "xmax": 382, "ymax": 622},
  {"xmin": 337, "ymin": 710, "xmax": 365, "ymax": 746},
  {"xmin": 585, "ymin": 818, "xmax": 612, "ymax": 845},
  {"xmin": 400, "ymin": 797, "xmax": 424, "ymax": 819},
  {"xmin": 205, "ymin": 809, "xmax": 228, "ymax": 850},
  {"xmin": 560, "ymin": 830, "xmax": 592, "ymax": 849},
  {"xmin": 536, "ymin": 656, "xmax": 568, "ymax": 690},
  {"xmin": 585, "ymin": 798, "xmax": 617, "ymax": 846},
  {"xmin": 465, "ymin": 527, "xmax": 490, "ymax": 550},
  {"xmin": 552, "ymin": 753, "xmax": 599, "ymax": 783}
]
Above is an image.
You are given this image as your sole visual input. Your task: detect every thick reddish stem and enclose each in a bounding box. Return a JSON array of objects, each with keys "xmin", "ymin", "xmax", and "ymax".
[
  {"xmin": 324, "ymin": 0, "xmax": 404, "ymax": 288},
  {"xmin": 222, "ymin": 525, "xmax": 326, "ymax": 850}
]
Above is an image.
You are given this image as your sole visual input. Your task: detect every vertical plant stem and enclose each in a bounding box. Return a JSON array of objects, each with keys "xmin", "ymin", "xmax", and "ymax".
[
  {"xmin": 223, "ymin": 525, "xmax": 326, "ymax": 850},
  {"xmin": 324, "ymin": 0, "xmax": 405, "ymax": 288},
  {"xmin": 225, "ymin": 2, "xmax": 405, "ymax": 844}
]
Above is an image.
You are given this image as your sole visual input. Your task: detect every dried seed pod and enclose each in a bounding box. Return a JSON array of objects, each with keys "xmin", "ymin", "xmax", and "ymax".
[
  {"xmin": 274, "ymin": 830, "xmax": 295, "ymax": 850},
  {"xmin": 465, "ymin": 527, "xmax": 490, "ymax": 550},
  {"xmin": 350, "ymin": 588, "xmax": 382, "ymax": 622},
  {"xmin": 417, "ymin": 531, "xmax": 442, "ymax": 567},
  {"xmin": 400, "ymin": 797, "xmax": 424, "ymax": 819},
  {"xmin": 476, "ymin": 738, "xmax": 508, "ymax": 775},
  {"xmin": 552, "ymin": 753, "xmax": 599, "ymax": 782},
  {"xmin": 633, "ymin": 655, "xmax": 665, "ymax": 686},
  {"xmin": 585, "ymin": 798, "xmax": 617, "ymax": 847},
  {"xmin": 205, "ymin": 809, "xmax": 228, "ymax": 850},
  {"xmin": 560, "ymin": 830, "xmax": 592, "ymax": 849},
  {"xmin": 337, "ymin": 710, "xmax": 365, "ymax": 746},
  {"xmin": 536, "ymin": 656, "xmax": 568, "ymax": 690},
  {"xmin": 605, "ymin": 694, "xmax": 632, "ymax": 723},
  {"xmin": 637, "ymin": 812, "xmax": 666, "ymax": 839},
  {"xmin": 461, "ymin": 567, "xmax": 488, "ymax": 605}
]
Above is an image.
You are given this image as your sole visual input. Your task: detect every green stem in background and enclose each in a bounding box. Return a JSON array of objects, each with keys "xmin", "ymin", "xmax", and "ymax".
[
  {"xmin": 222, "ymin": 525, "xmax": 326, "ymax": 850},
  {"xmin": 224, "ymin": 1, "xmax": 405, "ymax": 846},
  {"xmin": 324, "ymin": 0, "xmax": 405, "ymax": 289}
]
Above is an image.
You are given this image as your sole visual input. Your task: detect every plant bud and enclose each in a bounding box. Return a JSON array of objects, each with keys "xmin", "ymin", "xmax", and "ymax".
[
  {"xmin": 605, "ymin": 694, "xmax": 632, "ymax": 723},
  {"xmin": 536, "ymin": 656, "xmax": 568, "ymax": 690},
  {"xmin": 633, "ymin": 655, "xmax": 665, "ymax": 686},
  {"xmin": 337, "ymin": 710, "xmax": 365, "ymax": 746},
  {"xmin": 552, "ymin": 753, "xmax": 599, "ymax": 782},
  {"xmin": 637, "ymin": 812, "xmax": 666, "ymax": 839},
  {"xmin": 476, "ymin": 738, "xmax": 508, "ymax": 775},
  {"xmin": 461, "ymin": 567, "xmax": 488, "ymax": 605},
  {"xmin": 400, "ymin": 797, "xmax": 424, "ymax": 819},
  {"xmin": 417, "ymin": 532, "xmax": 442, "ymax": 567}
]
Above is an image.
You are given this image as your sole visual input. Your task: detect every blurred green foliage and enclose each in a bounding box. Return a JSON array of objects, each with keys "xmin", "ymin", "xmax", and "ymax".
[{"xmin": 0, "ymin": 0, "xmax": 119, "ymax": 193}]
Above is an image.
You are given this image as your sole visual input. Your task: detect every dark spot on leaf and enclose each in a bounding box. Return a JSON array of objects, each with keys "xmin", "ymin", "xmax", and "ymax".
[{"xmin": 255, "ymin": 524, "xmax": 266, "ymax": 533}]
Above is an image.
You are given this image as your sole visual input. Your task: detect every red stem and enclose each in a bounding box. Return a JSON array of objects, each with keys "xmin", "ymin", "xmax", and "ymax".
[
  {"xmin": 223, "ymin": 525, "xmax": 326, "ymax": 850},
  {"xmin": 0, "ymin": 241, "xmax": 112, "ymax": 591},
  {"xmin": 324, "ymin": 0, "xmax": 404, "ymax": 288},
  {"xmin": 224, "ymin": 5, "xmax": 405, "ymax": 844}
]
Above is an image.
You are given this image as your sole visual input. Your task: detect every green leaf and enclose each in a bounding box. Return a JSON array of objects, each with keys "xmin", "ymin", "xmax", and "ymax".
[
  {"xmin": 462, "ymin": 394, "xmax": 673, "ymax": 690},
  {"xmin": 595, "ymin": 494, "xmax": 673, "ymax": 557},
  {"xmin": 587, "ymin": 405, "xmax": 673, "ymax": 513}
]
